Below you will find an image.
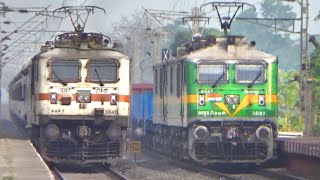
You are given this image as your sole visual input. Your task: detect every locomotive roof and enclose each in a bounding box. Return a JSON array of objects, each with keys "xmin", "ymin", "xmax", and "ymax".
[
  {"xmin": 35, "ymin": 47, "xmax": 130, "ymax": 60},
  {"xmin": 37, "ymin": 31, "xmax": 128, "ymax": 56},
  {"xmin": 186, "ymin": 37, "xmax": 276, "ymax": 62},
  {"xmin": 32, "ymin": 32, "xmax": 130, "ymax": 60},
  {"xmin": 154, "ymin": 36, "xmax": 277, "ymax": 67}
]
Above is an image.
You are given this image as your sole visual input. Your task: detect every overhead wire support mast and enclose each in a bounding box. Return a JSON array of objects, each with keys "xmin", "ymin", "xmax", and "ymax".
[
  {"xmin": 141, "ymin": 6, "xmax": 191, "ymax": 38},
  {"xmin": 298, "ymin": 0, "xmax": 312, "ymax": 136},
  {"xmin": 181, "ymin": 7, "xmax": 210, "ymax": 36},
  {"xmin": 142, "ymin": 6, "xmax": 210, "ymax": 37},
  {"xmin": 142, "ymin": 6, "xmax": 190, "ymax": 26}
]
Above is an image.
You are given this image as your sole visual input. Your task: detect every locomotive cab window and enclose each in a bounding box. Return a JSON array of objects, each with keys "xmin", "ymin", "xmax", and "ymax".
[
  {"xmin": 86, "ymin": 59, "xmax": 119, "ymax": 83},
  {"xmin": 235, "ymin": 62, "xmax": 266, "ymax": 84},
  {"xmin": 197, "ymin": 63, "xmax": 228, "ymax": 85},
  {"xmin": 49, "ymin": 59, "xmax": 81, "ymax": 83}
]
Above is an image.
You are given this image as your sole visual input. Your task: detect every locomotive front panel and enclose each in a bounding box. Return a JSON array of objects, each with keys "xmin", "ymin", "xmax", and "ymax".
[
  {"xmin": 31, "ymin": 49, "xmax": 130, "ymax": 164},
  {"xmin": 185, "ymin": 58, "xmax": 278, "ymax": 164},
  {"xmin": 36, "ymin": 57, "xmax": 129, "ymax": 119},
  {"xmin": 190, "ymin": 60, "xmax": 278, "ymax": 119}
]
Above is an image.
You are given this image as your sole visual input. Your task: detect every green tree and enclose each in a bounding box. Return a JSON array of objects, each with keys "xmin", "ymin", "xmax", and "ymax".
[
  {"xmin": 260, "ymin": 0, "xmax": 296, "ymax": 29},
  {"xmin": 310, "ymin": 44, "xmax": 320, "ymax": 135},
  {"xmin": 278, "ymin": 70, "xmax": 302, "ymax": 131},
  {"xmin": 231, "ymin": 0, "xmax": 299, "ymax": 70}
]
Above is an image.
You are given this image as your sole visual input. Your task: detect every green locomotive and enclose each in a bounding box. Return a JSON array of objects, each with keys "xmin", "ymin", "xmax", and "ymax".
[{"xmin": 152, "ymin": 35, "xmax": 278, "ymax": 164}]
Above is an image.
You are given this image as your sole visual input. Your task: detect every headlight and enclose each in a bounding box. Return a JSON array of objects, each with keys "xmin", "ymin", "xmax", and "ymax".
[
  {"xmin": 232, "ymin": 95, "xmax": 239, "ymax": 104},
  {"xmin": 83, "ymin": 94, "xmax": 91, "ymax": 102},
  {"xmin": 225, "ymin": 95, "xmax": 233, "ymax": 104},
  {"xmin": 225, "ymin": 95, "xmax": 240, "ymax": 104},
  {"xmin": 77, "ymin": 93, "xmax": 91, "ymax": 103},
  {"xmin": 77, "ymin": 94, "xmax": 84, "ymax": 102}
]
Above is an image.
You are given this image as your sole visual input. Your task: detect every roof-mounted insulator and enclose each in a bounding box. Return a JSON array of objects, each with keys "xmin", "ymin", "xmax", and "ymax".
[
  {"xmin": 227, "ymin": 36, "xmax": 236, "ymax": 54},
  {"xmin": 45, "ymin": 41, "xmax": 54, "ymax": 46},
  {"xmin": 250, "ymin": 41, "xmax": 256, "ymax": 47},
  {"xmin": 227, "ymin": 36, "xmax": 236, "ymax": 45},
  {"xmin": 206, "ymin": 36, "xmax": 216, "ymax": 46}
]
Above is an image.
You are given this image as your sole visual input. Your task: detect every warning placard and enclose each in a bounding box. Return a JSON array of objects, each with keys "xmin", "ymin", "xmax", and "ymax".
[{"xmin": 130, "ymin": 141, "xmax": 141, "ymax": 152}]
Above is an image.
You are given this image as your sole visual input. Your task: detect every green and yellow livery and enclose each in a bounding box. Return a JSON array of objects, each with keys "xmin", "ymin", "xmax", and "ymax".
[{"xmin": 151, "ymin": 36, "xmax": 278, "ymax": 164}]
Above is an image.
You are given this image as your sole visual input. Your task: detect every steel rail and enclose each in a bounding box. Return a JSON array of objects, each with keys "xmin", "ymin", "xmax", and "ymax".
[
  {"xmin": 257, "ymin": 169, "xmax": 308, "ymax": 180},
  {"xmin": 107, "ymin": 167, "xmax": 130, "ymax": 180},
  {"xmin": 51, "ymin": 166, "xmax": 64, "ymax": 180}
]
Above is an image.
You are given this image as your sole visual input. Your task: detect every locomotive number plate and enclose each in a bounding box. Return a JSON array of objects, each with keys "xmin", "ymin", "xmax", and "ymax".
[
  {"xmin": 95, "ymin": 87, "xmax": 108, "ymax": 93},
  {"xmin": 252, "ymin": 111, "xmax": 266, "ymax": 116},
  {"xmin": 50, "ymin": 109, "xmax": 64, "ymax": 113},
  {"xmin": 60, "ymin": 87, "xmax": 71, "ymax": 93},
  {"xmin": 105, "ymin": 109, "xmax": 118, "ymax": 115}
]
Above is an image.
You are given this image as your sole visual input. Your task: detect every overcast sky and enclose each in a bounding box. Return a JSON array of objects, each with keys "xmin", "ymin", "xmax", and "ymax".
[{"xmin": 1, "ymin": 0, "xmax": 319, "ymax": 34}]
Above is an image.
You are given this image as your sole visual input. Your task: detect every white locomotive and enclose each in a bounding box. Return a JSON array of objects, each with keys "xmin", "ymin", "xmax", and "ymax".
[{"xmin": 8, "ymin": 6, "xmax": 131, "ymax": 165}]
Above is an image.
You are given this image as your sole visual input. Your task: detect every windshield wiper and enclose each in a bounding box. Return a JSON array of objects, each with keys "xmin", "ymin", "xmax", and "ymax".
[
  {"xmin": 52, "ymin": 70, "xmax": 67, "ymax": 86},
  {"xmin": 212, "ymin": 72, "xmax": 225, "ymax": 88},
  {"xmin": 95, "ymin": 68, "xmax": 104, "ymax": 86},
  {"xmin": 248, "ymin": 70, "xmax": 262, "ymax": 88}
]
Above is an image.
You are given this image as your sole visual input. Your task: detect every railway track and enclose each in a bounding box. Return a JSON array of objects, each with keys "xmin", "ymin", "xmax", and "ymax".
[
  {"xmin": 172, "ymin": 160, "xmax": 240, "ymax": 180},
  {"xmin": 175, "ymin": 161, "xmax": 308, "ymax": 180},
  {"xmin": 175, "ymin": 159, "xmax": 310, "ymax": 180},
  {"xmin": 257, "ymin": 168, "xmax": 308, "ymax": 180},
  {"xmin": 50, "ymin": 165, "xmax": 129, "ymax": 180},
  {"xmin": 106, "ymin": 167, "xmax": 130, "ymax": 180},
  {"xmin": 140, "ymin": 148, "xmax": 309, "ymax": 180},
  {"xmin": 140, "ymin": 149, "xmax": 243, "ymax": 180}
]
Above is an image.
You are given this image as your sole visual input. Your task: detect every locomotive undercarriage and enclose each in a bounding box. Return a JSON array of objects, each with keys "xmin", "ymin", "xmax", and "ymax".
[
  {"xmin": 141, "ymin": 122, "xmax": 189, "ymax": 160},
  {"xmin": 31, "ymin": 117, "xmax": 127, "ymax": 165},
  {"xmin": 142, "ymin": 120, "xmax": 276, "ymax": 165}
]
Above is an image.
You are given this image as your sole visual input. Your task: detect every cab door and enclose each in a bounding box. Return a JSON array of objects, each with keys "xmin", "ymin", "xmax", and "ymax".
[{"xmin": 161, "ymin": 66, "xmax": 168, "ymax": 124}]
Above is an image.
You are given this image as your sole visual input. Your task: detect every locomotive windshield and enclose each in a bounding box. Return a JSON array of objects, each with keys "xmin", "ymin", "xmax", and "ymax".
[
  {"xmin": 87, "ymin": 59, "xmax": 118, "ymax": 83},
  {"xmin": 235, "ymin": 63, "xmax": 266, "ymax": 84},
  {"xmin": 197, "ymin": 63, "xmax": 228, "ymax": 85},
  {"xmin": 49, "ymin": 59, "xmax": 80, "ymax": 83}
]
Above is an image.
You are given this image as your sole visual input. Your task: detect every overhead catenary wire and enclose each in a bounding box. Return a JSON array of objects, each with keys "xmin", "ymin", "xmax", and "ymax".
[{"xmin": 1, "ymin": 0, "xmax": 89, "ymax": 87}]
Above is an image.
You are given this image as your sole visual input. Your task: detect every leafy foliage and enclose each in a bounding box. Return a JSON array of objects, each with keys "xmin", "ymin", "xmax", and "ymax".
[
  {"xmin": 278, "ymin": 70, "xmax": 302, "ymax": 131},
  {"xmin": 311, "ymin": 48, "xmax": 320, "ymax": 135},
  {"xmin": 230, "ymin": 0, "xmax": 299, "ymax": 70},
  {"xmin": 260, "ymin": 0, "xmax": 296, "ymax": 29}
]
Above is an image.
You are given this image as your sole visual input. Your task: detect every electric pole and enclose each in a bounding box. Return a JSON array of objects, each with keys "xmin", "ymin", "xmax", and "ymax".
[{"xmin": 299, "ymin": 0, "xmax": 312, "ymax": 136}]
